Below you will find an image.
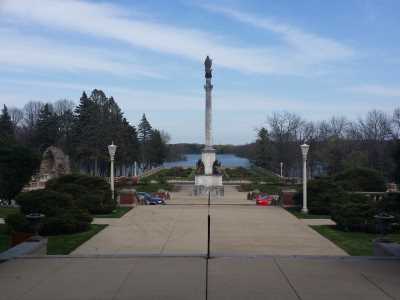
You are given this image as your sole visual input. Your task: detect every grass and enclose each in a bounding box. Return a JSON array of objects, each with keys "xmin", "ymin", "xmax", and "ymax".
[
  {"xmin": 47, "ymin": 224, "xmax": 107, "ymax": 255},
  {"xmin": 0, "ymin": 224, "xmax": 10, "ymax": 253},
  {"xmin": 93, "ymin": 207, "xmax": 132, "ymax": 218},
  {"xmin": 286, "ymin": 207, "xmax": 331, "ymax": 219},
  {"xmin": 311, "ymin": 225, "xmax": 400, "ymax": 256},
  {"xmin": 0, "ymin": 207, "xmax": 19, "ymax": 218}
]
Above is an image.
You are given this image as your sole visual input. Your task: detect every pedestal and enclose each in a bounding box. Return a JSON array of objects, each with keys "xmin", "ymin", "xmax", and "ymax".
[{"xmin": 193, "ymin": 175, "xmax": 224, "ymax": 197}]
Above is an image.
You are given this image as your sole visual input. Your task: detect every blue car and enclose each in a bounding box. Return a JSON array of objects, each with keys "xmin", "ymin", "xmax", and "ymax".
[{"xmin": 137, "ymin": 192, "xmax": 165, "ymax": 205}]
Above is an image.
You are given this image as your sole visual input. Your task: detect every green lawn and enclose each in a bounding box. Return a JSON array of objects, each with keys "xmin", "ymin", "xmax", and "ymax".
[
  {"xmin": 47, "ymin": 224, "xmax": 107, "ymax": 255},
  {"xmin": 286, "ymin": 207, "xmax": 330, "ymax": 219},
  {"xmin": 93, "ymin": 206, "xmax": 132, "ymax": 218},
  {"xmin": 0, "ymin": 207, "xmax": 19, "ymax": 218},
  {"xmin": 311, "ymin": 225, "xmax": 400, "ymax": 256},
  {"xmin": 0, "ymin": 224, "xmax": 10, "ymax": 253}
]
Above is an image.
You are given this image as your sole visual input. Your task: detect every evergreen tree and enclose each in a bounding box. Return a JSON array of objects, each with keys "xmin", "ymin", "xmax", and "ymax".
[
  {"xmin": 0, "ymin": 143, "xmax": 40, "ymax": 203},
  {"xmin": 147, "ymin": 129, "xmax": 168, "ymax": 166},
  {"xmin": 254, "ymin": 127, "xmax": 272, "ymax": 169},
  {"xmin": 138, "ymin": 114, "xmax": 153, "ymax": 168},
  {"xmin": 393, "ymin": 141, "xmax": 400, "ymax": 182},
  {"xmin": 138, "ymin": 114, "xmax": 152, "ymax": 144},
  {"xmin": 33, "ymin": 103, "xmax": 59, "ymax": 152},
  {"xmin": 0, "ymin": 105, "xmax": 15, "ymax": 144}
]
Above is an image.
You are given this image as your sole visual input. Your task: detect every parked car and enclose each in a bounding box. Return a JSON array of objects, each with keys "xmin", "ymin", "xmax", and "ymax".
[
  {"xmin": 136, "ymin": 192, "xmax": 166, "ymax": 205},
  {"xmin": 255, "ymin": 194, "xmax": 273, "ymax": 206}
]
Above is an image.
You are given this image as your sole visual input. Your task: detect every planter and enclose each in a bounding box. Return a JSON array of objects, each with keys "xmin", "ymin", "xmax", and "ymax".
[{"xmin": 11, "ymin": 232, "xmax": 33, "ymax": 247}]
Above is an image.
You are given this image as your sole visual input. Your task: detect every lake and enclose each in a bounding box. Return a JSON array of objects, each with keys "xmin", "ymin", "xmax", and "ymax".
[{"xmin": 163, "ymin": 154, "xmax": 250, "ymax": 168}]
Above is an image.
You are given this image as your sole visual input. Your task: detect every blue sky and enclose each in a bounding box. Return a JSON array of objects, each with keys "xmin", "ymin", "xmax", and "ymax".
[{"xmin": 1, "ymin": 0, "xmax": 399, "ymax": 144}]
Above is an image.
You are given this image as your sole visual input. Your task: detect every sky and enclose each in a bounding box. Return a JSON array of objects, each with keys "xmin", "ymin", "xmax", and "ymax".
[{"xmin": 1, "ymin": 0, "xmax": 400, "ymax": 144}]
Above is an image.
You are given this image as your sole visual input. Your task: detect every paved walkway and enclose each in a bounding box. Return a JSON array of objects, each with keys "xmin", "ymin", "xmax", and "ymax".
[
  {"xmin": 73, "ymin": 185, "xmax": 346, "ymax": 256},
  {"xmin": 1, "ymin": 256, "xmax": 399, "ymax": 300}
]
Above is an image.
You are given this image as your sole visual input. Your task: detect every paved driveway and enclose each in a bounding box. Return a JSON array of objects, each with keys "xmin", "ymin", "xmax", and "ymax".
[{"xmin": 73, "ymin": 186, "xmax": 346, "ymax": 256}]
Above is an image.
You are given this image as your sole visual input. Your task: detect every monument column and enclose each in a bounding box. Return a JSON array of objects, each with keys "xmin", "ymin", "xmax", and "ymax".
[
  {"xmin": 193, "ymin": 56, "xmax": 223, "ymax": 197},
  {"xmin": 204, "ymin": 78, "xmax": 213, "ymax": 148}
]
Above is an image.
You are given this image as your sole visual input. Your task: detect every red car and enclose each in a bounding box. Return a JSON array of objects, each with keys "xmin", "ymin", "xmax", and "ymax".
[{"xmin": 255, "ymin": 194, "xmax": 273, "ymax": 206}]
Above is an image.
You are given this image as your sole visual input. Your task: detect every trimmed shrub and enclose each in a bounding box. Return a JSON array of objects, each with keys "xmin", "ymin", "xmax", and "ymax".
[
  {"xmin": 378, "ymin": 192, "xmax": 400, "ymax": 222},
  {"xmin": 237, "ymin": 183, "xmax": 281, "ymax": 194},
  {"xmin": 5, "ymin": 213, "xmax": 31, "ymax": 233},
  {"xmin": 294, "ymin": 178, "xmax": 345, "ymax": 215},
  {"xmin": 46, "ymin": 174, "xmax": 116, "ymax": 214},
  {"xmin": 334, "ymin": 167, "xmax": 386, "ymax": 192},
  {"xmin": 331, "ymin": 193, "xmax": 376, "ymax": 232},
  {"xmin": 16, "ymin": 190, "xmax": 73, "ymax": 216},
  {"xmin": 41, "ymin": 209, "xmax": 92, "ymax": 236},
  {"xmin": 13, "ymin": 189, "xmax": 93, "ymax": 235}
]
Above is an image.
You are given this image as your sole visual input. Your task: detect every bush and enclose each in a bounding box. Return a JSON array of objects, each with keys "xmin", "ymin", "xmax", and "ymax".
[
  {"xmin": 378, "ymin": 193, "xmax": 400, "ymax": 222},
  {"xmin": 5, "ymin": 213, "xmax": 31, "ymax": 233},
  {"xmin": 331, "ymin": 193, "xmax": 376, "ymax": 232},
  {"xmin": 41, "ymin": 209, "xmax": 92, "ymax": 236},
  {"xmin": 334, "ymin": 167, "xmax": 386, "ymax": 192},
  {"xmin": 46, "ymin": 174, "xmax": 116, "ymax": 214},
  {"xmin": 237, "ymin": 183, "xmax": 281, "ymax": 194},
  {"xmin": 13, "ymin": 188, "xmax": 93, "ymax": 235},
  {"xmin": 294, "ymin": 178, "xmax": 345, "ymax": 215},
  {"xmin": 16, "ymin": 190, "xmax": 73, "ymax": 216}
]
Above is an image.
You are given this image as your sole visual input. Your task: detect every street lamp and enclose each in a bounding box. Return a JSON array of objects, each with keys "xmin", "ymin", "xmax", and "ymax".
[
  {"xmin": 280, "ymin": 162, "xmax": 284, "ymax": 178},
  {"xmin": 300, "ymin": 143, "xmax": 310, "ymax": 214},
  {"xmin": 108, "ymin": 142, "xmax": 117, "ymax": 201}
]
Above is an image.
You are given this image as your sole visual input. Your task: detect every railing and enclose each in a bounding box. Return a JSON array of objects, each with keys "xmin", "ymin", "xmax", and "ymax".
[
  {"xmin": 139, "ymin": 166, "xmax": 164, "ymax": 178},
  {"xmin": 351, "ymin": 191, "xmax": 400, "ymax": 202}
]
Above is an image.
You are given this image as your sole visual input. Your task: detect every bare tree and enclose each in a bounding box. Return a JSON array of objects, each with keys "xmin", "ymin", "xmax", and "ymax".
[
  {"xmin": 8, "ymin": 107, "xmax": 24, "ymax": 127},
  {"xmin": 392, "ymin": 108, "xmax": 400, "ymax": 139},
  {"xmin": 358, "ymin": 110, "xmax": 392, "ymax": 142},
  {"xmin": 160, "ymin": 130, "xmax": 171, "ymax": 144},
  {"xmin": 53, "ymin": 99, "xmax": 75, "ymax": 116},
  {"xmin": 22, "ymin": 101, "xmax": 44, "ymax": 129}
]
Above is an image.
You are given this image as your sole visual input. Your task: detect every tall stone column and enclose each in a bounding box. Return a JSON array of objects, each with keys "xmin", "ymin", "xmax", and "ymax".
[{"xmin": 204, "ymin": 78, "xmax": 213, "ymax": 149}]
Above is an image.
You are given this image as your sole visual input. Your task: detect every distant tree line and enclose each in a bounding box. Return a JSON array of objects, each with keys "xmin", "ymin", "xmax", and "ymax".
[
  {"xmin": 1, "ymin": 89, "xmax": 169, "ymax": 177},
  {"xmin": 251, "ymin": 110, "xmax": 400, "ymax": 181}
]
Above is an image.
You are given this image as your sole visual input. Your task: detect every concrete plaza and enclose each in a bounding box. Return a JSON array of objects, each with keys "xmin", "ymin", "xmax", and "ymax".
[{"xmin": 73, "ymin": 186, "xmax": 346, "ymax": 256}]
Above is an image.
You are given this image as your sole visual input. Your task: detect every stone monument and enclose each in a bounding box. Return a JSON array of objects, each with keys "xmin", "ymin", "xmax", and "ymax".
[
  {"xmin": 193, "ymin": 56, "xmax": 224, "ymax": 197},
  {"xmin": 24, "ymin": 146, "xmax": 71, "ymax": 191}
]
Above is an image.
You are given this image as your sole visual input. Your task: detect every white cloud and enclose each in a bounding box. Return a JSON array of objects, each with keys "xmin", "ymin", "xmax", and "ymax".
[
  {"xmin": 0, "ymin": 0, "xmax": 354, "ymax": 76},
  {"xmin": 348, "ymin": 84, "xmax": 400, "ymax": 97},
  {"xmin": 0, "ymin": 29, "xmax": 163, "ymax": 78},
  {"xmin": 199, "ymin": 4, "xmax": 354, "ymax": 62}
]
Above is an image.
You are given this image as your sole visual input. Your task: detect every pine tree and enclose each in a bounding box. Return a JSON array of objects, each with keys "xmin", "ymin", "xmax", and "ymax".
[
  {"xmin": 138, "ymin": 114, "xmax": 153, "ymax": 168},
  {"xmin": 254, "ymin": 127, "xmax": 272, "ymax": 169},
  {"xmin": 147, "ymin": 129, "xmax": 167, "ymax": 166},
  {"xmin": 33, "ymin": 103, "xmax": 59, "ymax": 152},
  {"xmin": 0, "ymin": 105, "xmax": 15, "ymax": 144},
  {"xmin": 138, "ymin": 114, "xmax": 152, "ymax": 144}
]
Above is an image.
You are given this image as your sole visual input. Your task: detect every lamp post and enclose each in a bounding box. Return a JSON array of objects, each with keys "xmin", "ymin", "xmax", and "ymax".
[
  {"xmin": 300, "ymin": 144, "xmax": 310, "ymax": 214},
  {"xmin": 108, "ymin": 142, "xmax": 117, "ymax": 201},
  {"xmin": 280, "ymin": 162, "xmax": 283, "ymax": 178}
]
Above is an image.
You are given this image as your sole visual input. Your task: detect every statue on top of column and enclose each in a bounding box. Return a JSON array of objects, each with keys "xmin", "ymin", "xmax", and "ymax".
[{"xmin": 204, "ymin": 56, "xmax": 212, "ymax": 79}]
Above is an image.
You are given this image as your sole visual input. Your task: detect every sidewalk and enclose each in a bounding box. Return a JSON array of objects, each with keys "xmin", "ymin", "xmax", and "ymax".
[{"xmin": 0, "ymin": 255, "xmax": 399, "ymax": 300}]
